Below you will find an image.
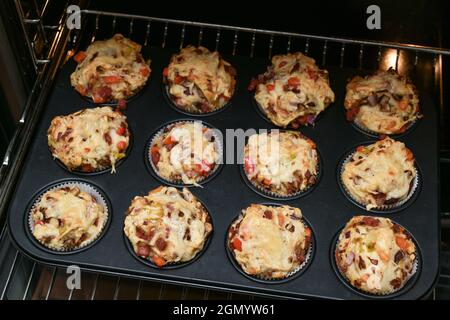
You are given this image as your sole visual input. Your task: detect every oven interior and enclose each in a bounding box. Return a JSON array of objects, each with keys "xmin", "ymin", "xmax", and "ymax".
[{"xmin": 0, "ymin": 0, "xmax": 449, "ymax": 299}]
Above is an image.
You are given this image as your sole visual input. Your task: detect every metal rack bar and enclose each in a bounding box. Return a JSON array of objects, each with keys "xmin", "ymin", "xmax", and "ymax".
[
  {"xmin": 44, "ymin": 267, "xmax": 57, "ymax": 300},
  {"xmin": 113, "ymin": 277, "xmax": 121, "ymax": 300},
  {"xmin": 79, "ymin": 9, "xmax": 450, "ymax": 56},
  {"xmin": 90, "ymin": 274, "xmax": 99, "ymax": 300},
  {"xmin": 22, "ymin": 262, "xmax": 36, "ymax": 300},
  {"xmin": 135, "ymin": 280, "xmax": 142, "ymax": 300},
  {"xmin": 0, "ymin": 251, "xmax": 20, "ymax": 300}
]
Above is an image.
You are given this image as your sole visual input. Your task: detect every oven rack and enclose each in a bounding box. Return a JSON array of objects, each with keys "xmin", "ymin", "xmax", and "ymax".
[{"xmin": 1, "ymin": 1, "xmax": 450, "ymax": 299}]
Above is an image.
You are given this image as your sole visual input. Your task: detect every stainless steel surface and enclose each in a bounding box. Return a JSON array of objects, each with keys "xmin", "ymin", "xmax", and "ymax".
[{"xmin": 0, "ymin": 3, "xmax": 449, "ymax": 299}]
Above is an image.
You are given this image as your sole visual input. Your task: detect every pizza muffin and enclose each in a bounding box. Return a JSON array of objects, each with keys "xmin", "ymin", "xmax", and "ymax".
[
  {"xmin": 344, "ymin": 68, "xmax": 420, "ymax": 135},
  {"xmin": 124, "ymin": 186, "xmax": 212, "ymax": 267},
  {"xmin": 163, "ymin": 45, "xmax": 236, "ymax": 113},
  {"xmin": 31, "ymin": 186, "xmax": 106, "ymax": 250},
  {"xmin": 48, "ymin": 106, "xmax": 130, "ymax": 173},
  {"xmin": 149, "ymin": 121, "xmax": 221, "ymax": 185},
  {"xmin": 228, "ymin": 204, "xmax": 312, "ymax": 279},
  {"xmin": 335, "ymin": 216, "xmax": 417, "ymax": 295},
  {"xmin": 341, "ymin": 137, "xmax": 416, "ymax": 210},
  {"xmin": 243, "ymin": 131, "xmax": 319, "ymax": 196},
  {"xmin": 248, "ymin": 52, "xmax": 335, "ymax": 128},
  {"xmin": 71, "ymin": 34, "xmax": 151, "ymax": 103}
]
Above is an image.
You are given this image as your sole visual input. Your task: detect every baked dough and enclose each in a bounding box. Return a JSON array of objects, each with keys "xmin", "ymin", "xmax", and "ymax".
[
  {"xmin": 48, "ymin": 106, "xmax": 130, "ymax": 173},
  {"xmin": 71, "ymin": 34, "xmax": 151, "ymax": 103},
  {"xmin": 31, "ymin": 186, "xmax": 106, "ymax": 250},
  {"xmin": 228, "ymin": 204, "xmax": 312, "ymax": 279},
  {"xmin": 243, "ymin": 131, "xmax": 318, "ymax": 196},
  {"xmin": 163, "ymin": 46, "xmax": 236, "ymax": 113},
  {"xmin": 336, "ymin": 216, "xmax": 416, "ymax": 295},
  {"xmin": 124, "ymin": 186, "xmax": 212, "ymax": 267},
  {"xmin": 249, "ymin": 52, "xmax": 335, "ymax": 128},
  {"xmin": 150, "ymin": 121, "xmax": 221, "ymax": 185},
  {"xmin": 344, "ymin": 68, "xmax": 420, "ymax": 134},
  {"xmin": 341, "ymin": 137, "xmax": 416, "ymax": 210}
]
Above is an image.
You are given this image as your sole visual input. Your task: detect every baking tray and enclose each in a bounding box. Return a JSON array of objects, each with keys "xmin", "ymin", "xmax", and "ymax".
[{"xmin": 7, "ymin": 45, "xmax": 440, "ymax": 299}]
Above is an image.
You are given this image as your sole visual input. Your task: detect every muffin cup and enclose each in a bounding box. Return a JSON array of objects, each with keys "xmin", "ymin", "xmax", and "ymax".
[
  {"xmin": 347, "ymin": 109, "xmax": 420, "ymax": 139},
  {"xmin": 331, "ymin": 224, "xmax": 421, "ymax": 298},
  {"xmin": 27, "ymin": 179, "xmax": 111, "ymax": 253},
  {"xmin": 50, "ymin": 123, "xmax": 133, "ymax": 176},
  {"xmin": 145, "ymin": 119, "xmax": 224, "ymax": 187},
  {"xmin": 239, "ymin": 130, "xmax": 322, "ymax": 200},
  {"xmin": 226, "ymin": 203, "xmax": 315, "ymax": 283},
  {"xmin": 162, "ymin": 80, "xmax": 235, "ymax": 116},
  {"xmin": 124, "ymin": 196, "xmax": 214, "ymax": 269},
  {"xmin": 77, "ymin": 83, "xmax": 148, "ymax": 105},
  {"xmin": 337, "ymin": 144, "xmax": 421, "ymax": 213},
  {"xmin": 72, "ymin": 56, "xmax": 151, "ymax": 106},
  {"xmin": 240, "ymin": 149, "xmax": 322, "ymax": 201},
  {"xmin": 251, "ymin": 97, "xmax": 324, "ymax": 129}
]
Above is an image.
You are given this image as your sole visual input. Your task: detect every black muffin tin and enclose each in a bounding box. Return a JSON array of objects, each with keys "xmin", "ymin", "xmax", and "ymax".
[{"xmin": 7, "ymin": 46, "xmax": 440, "ymax": 299}]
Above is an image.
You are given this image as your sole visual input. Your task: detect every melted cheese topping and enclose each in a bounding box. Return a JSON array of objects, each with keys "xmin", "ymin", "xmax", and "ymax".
[
  {"xmin": 165, "ymin": 46, "xmax": 236, "ymax": 113},
  {"xmin": 344, "ymin": 69, "xmax": 420, "ymax": 134},
  {"xmin": 123, "ymin": 186, "xmax": 212, "ymax": 266},
  {"xmin": 32, "ymin": 187, "xmax": 106, "ymax": 250},
  {"xmin": 150, "ymin": 122, "xmax": 220, "ymax": 185},
  {"xmin": 253, "ymin": 52, "xmax": 335, "ymax": 128},
  {"xmin": 244, "ymin": 131, "xmax": 318, "ymax": 196},
  {"xmin": 228, "ymin": 204, "xmax": 311, "ymax": 279},
  {"xmin": 70, "ymin": 34, "xmax": 151, "ymax": 103},
  {"xmin": 341, "ymin": 137, "xmax": 416, "ymax": 210},
  {"xmin": 336, "ymin": 216, "xmax": 416, "ymax": 294},
  {"xmin": 47, "ymin": 107, "xmax": 130, "ymax": 173}
]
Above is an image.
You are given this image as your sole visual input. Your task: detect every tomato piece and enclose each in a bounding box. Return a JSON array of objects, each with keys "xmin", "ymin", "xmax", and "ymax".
[
  {"xmin": 346, "ymin": 107, "xmax": 360, "ymax": 121},
  {"xmin": 395, "ymin": 236, "xmax": 410, "ymax": 251},
  {"xmin": 74, "ymin": 51, "xmax": 87, "ymax": 63},
  {"xmin": 84, "ymin": 147, "xmax": 91, "ymax": 153},
  {"xmin": 244, "ymin": 157, "xmax": 254, "ymax": 174},
  {"xmin": 174, "ymin": 75, "xmax": 184, "ymax": 84},
  {"xmin": 405, "ymin": 148, "xmax": 414, "ymax": 161},
  {"xmin": 307, "ymin": 139, "xmax": 316, "ymax": 149},
  {"xmin": 151, "ymin": 146, "xmax": 160, "ymax": 165},
  {"xmin": 377, "ymin": 249, "xmax": 390, "ymax": 263},
  {"xmin": 397, "ymin": 125, "xmax": 408, "ymax": 134},
  {"xmin": 163, "ymin": 136, "xmax": 175, "ymax": 146},
  {"xmin": 81, "ymin": 164, "xmax": 94, "ymax": 172},
  {"xmin": 266, "ymin": 84, "xmax": 275, "ymax": 92},
  {"xmin": 305, "ymin": 227, "xmax": 312, "ymax": 238},
  {"xmin": 116, "ymin": 141, "xmax": 127, "ymax": 151},
  {"xmin": 194, "ymin": 160, "xmax": 212, "ymax": 176},
  {"xmin": 163, "ymin": 67, "xmax": 169, "ymax": 77},
  {"xmin": 232, "ymin": 238, "xmax": 242, "ymax": 251},
  {"xmin": 102, "ymin": 75, "xmax": 122, "ymax": 84},
  {"xmin": 356, "ymin": 146, "xmax": 366, "ymax": 153},
  {"xmin": 153, "ymin": 255, "xmax": 166, "ymax": 267},
  {"xmin": 287, "ymin": 77, "xmax": 300, "ymax": 86},
  {"xmin": 140, "ymin": 66, "xmax": 150, "ymax": 77},
  {"xmin": 116, "ymin": 126, "xmax": 126, "ymax": 136},
  {"xmin": 35, "ymin": 220, "xmax": 44, "ymax": 226},
  {"xmin": 277, "ymin": 213, "xmax": 285, "ymax": 227}
]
